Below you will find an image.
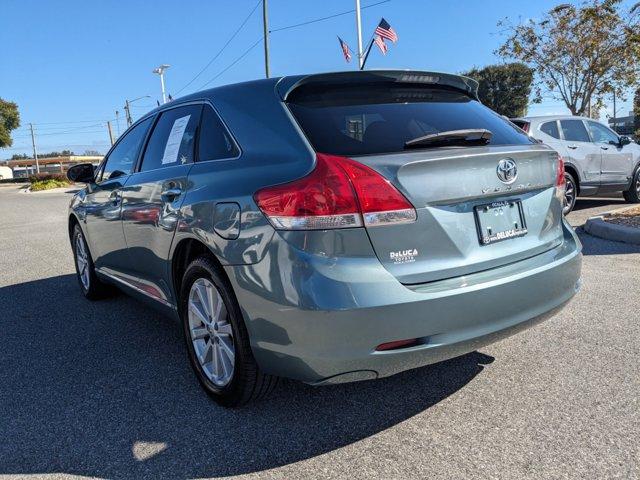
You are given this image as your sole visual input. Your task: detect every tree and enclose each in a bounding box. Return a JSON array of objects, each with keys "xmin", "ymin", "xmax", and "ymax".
[
  {"xmin": 462, "ymin": 63, "xmax": 534, "ymax": 117},
  {"xmin": 497, "ymin": 0, "xmax": 640, "ymax": 116},
  {"xmin": 0, "ymin": 99, "xmax": 20, "ymax": 148}
]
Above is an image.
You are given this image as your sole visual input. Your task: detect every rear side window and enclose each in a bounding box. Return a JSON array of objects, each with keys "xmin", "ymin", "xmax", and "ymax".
[
  {"xmin": 140, "ymin": 105, "xmax": 201, "ymax": 172},
  {"xmin": 560, "ymin": 120, "xmax": 590, "ymax": 143},
  {"xmin": 287, "ymin": 83, "xmax": 533, "ymax": 156},
  {"xmin": 100, "ymin": 116, "xmax": 153, "ymax": 182},
  {"xmin": 540, "ymin": 121, "xmax": 560, "ymax": 139},
  {"xmin": 198, "ymin": 105, "xmax": 239, "ymax": 161}
]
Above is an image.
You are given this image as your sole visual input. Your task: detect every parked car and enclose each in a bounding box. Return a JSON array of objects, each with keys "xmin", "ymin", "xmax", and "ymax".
[
  {"xmin": 67, "ymin": 70, "xmax": 582, "ymax": 406},
  {"xmin": 511, "ymin": 116, "xmax": 639, "ymax": 214}
]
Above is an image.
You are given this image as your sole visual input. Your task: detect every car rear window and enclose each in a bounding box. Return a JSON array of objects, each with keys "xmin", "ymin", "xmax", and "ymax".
[
  {"xmin": 540, "ymin": 121, "xmax": 560, "ymax": 139},
  {"xmin": 287, "ymin": 83, "xmax": 534, "ymax": 156}
]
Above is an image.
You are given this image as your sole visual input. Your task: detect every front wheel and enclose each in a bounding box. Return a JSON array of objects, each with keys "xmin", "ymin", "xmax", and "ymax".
[
  {"xmin": 623, "ymin": 168, "xmax": 640, "ymax": 203},
  {"xmin": 563, "ymin": 172, "xmax": 577, "ymax": 215},
  {"xmin": 180, "ymin": 256, "xmax": 278, "ymax": 407},
  {"xmin": 71, "ymin": 224, "xmax": 112, "ymax": 300}
]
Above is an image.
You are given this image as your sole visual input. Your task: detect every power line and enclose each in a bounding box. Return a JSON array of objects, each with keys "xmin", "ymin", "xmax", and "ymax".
[
  {"xmin": 199, "ymin": 37, "xmax": 263, "ymax": 90},
  {"xmin": 175, "ymin": 0, "xmax": 262, "ymax": 95},
  {"xmin": 269, "ymin": 0, "xmax": 390, "ymax": 33}
]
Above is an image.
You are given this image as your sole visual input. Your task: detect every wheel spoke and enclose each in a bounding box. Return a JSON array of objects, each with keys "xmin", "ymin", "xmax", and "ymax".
[
  {"xmin": 189, "ymin": 300, "xmax": 209, "ymax": 326},
  {"xmin": 218, "ymin": 336, "xmax": 235, "ymax": 368},
  {"xmin": 191, "ymin": 326, "xmax": 209, "ymax": 340},
  {"xmin": 218, "ymin": 322, "xmax": 232, "ymax": 335}
]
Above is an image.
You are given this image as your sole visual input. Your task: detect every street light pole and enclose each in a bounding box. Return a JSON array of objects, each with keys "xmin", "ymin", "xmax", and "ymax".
[
  {"xmin": 123, "ymin": 95, "xmax": 151, "ymax": 127},
  {"xmin": 355, "ymin": 0, "xmax": 364, "ymax": 69},
  {"xmin": 152, "ymin": 64, "xmax": 171, "ymax": 103},
  {"xmin": 263, "ymin": 0, "xmax": 270, "ymax": 78}
]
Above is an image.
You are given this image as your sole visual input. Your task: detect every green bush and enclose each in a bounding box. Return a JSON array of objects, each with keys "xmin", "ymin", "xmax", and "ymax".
[
  {"xmin": 28, "ymin": 172, "xmax": 68, "ymax": 183},
  {"xmin": 30, "ymin": 179, "xmax": 71, "ymax": 191}
]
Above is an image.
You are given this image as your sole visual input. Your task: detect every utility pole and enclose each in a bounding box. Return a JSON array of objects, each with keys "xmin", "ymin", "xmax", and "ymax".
[
  {"xmin": 263, "ymin": 0, "xmax": 270, "ymax": 78},
  {"xmin": 107, "ymin": 121, "xmax": 115, "ymax": 146},
  {"xmin": 124, "ymin": 100, "xmax": 132, "ymax": 127},
  {"xmin": 115, "ymin": 110, "xmax": 121, "ymax": 136},
  {"xmin": 355, "ymin": 0, "xmax": 364, "ymax": 69},
  {"xmin": 29, "ymin": 123, "xmax": 40, "ymax": 174},
  {"xmin": 612, "ymin": 91, "xmax": 617, "ymax": 133}
]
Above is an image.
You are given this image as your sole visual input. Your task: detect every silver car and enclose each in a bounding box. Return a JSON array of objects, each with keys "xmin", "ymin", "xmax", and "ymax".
[
  {"xmin": 512, "ymin": 116, "xmax": 639, "ymax": 213},
  {"xmin": 67, "ymin": 70, "xmax": 582, "ymax": 406}
]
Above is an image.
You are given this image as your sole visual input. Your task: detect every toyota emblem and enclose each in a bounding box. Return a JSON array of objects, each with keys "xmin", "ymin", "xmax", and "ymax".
[{"xmin": 496, "ymin": 158, "xmax": 518, "ymax": 184}]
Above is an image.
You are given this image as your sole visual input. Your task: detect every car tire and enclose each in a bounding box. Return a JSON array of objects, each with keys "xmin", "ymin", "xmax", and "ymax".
[
  {"xmin": 179, "ymin": 255, "xmax": 278, "ymax": 407},
  {"xmin": 71, "ymin": 224, "xmax": 113, "ymax": 300},
  {"xmin": 563, "ymin": 172, "xmax": 577, "ymax": 215},
  {"xmin": 623, "ymin": 167, "xmax": 640, "ymax": 203}
]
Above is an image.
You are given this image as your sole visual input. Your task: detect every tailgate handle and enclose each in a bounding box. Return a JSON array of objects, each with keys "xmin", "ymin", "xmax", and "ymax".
[{"xmin": 161, "ymin": 187, "xmax": 182, "ymax": 202}]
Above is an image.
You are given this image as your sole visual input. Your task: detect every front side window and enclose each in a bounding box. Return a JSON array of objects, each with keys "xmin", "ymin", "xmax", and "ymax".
[
  {"xmin": 100, "ymin": 116, "xmax": 153, "ymax": 182},
  {"xmin": 560, "ymin": 120, "xmax": 590, "ymax": 143},
  {"xmin": 287, "ymin": 83, "xmax": 533, "ymax": 156},
  {"xmin": 540, "ymin": 121, "xmax": 560, "ymax": 139},
  {"xmin": 587, "ymin": 121, "xmax": 619, "ymax": 144},
  {"xmin": 198, "ymin": 105, "xmax": 239, "ymax": 161},
  {"xmin": 140, "ymin": 105, "xmax": 201, "ymax": 172}
]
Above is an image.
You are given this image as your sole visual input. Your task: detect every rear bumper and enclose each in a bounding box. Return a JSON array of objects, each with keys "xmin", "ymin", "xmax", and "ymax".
[{"xmin": 225, "ymin": 221, "xmax": 582, "ymax": 384}]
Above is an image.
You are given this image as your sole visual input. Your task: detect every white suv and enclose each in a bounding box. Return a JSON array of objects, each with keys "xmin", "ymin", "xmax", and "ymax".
[{"xmin": 512, "ymin": 116, "xmax": 639, "ymax": 214}]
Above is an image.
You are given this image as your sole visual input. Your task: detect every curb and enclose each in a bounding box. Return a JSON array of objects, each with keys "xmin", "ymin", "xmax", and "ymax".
[{"xmin": 584, "ymin": 208, "xmax": 640, "ymax": 245}]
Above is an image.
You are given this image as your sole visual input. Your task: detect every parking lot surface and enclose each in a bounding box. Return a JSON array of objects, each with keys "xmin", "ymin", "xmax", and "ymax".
[{"xmin": 0, "ymin": 187, "xmax": 638, "ymax": 480}]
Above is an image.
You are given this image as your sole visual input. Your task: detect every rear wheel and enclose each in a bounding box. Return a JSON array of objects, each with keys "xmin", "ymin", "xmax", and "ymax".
[
  {"xmin": 71, "ymin": 224, "xmax": 112, "ymax": 300},
  {"xmin": 623, "ymin": 168, "xmax": 640, "ymax": 203},
  {"xmin": 563, "ymin": 172, "xmax": 577, "ymax": 215},
  {"xmin": 180, "ymin": 255, "xmax": 278, "ymax": 407}
]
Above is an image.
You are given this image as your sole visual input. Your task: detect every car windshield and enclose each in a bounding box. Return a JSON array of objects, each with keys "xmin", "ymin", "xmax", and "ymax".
[{"xmin": 287, "ymin": 83, "xmax": 533, "ymax": 156}]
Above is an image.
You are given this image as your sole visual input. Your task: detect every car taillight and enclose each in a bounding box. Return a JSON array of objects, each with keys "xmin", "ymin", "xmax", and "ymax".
[
  {"xmin": 254, "ymin": 153, "xmax": 417, "ymax": 230},
  {"xmin": 556, "ymin": 155, "xmax": 565, "ymax": 187},
  {"xmin": 522, "ymin": 122, "xmax": 530, "ymax": 133}
]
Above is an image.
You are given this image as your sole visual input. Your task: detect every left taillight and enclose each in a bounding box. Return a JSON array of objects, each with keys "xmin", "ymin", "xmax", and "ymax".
[
  {"xmin": 254, "ymin": 153, "xmax": 417, "ymax": 230},
  {"xmin": 555, "ymin": 154, "xmax": 566, "ymax": 204}
]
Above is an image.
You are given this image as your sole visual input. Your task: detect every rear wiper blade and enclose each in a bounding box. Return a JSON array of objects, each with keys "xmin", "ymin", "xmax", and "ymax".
[{"xmin": 404, "ymin": 129, "xmax": 493, "ymax": 149}]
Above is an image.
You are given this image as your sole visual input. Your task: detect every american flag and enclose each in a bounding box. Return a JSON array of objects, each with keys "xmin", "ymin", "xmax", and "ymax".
[
  {"xmin": 337, "ymin": 36, "xmax": 352, "ymax": 63},
  {"xmin": 375, "ymin": 18, "xmax": 398, "ymax": 43},
  {"xmin": 374, "ymin": 35, "xmax": 388, "ymax": 55}
]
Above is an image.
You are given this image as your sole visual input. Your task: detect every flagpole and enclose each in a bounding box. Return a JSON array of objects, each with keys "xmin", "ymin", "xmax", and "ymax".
[
  {"xmin": 355, "ymin": 0, "xmax": 364, "ymax": 69},
  {"xmin": 360, "ymin": 37, "xmax": 375, "ymax": 70}
]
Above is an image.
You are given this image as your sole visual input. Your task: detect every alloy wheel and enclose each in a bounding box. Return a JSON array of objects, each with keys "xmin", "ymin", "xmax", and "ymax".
[
  {"xmin": 75, "ymin": 234, "xmax": 90, "ymax": 290},
  {"xmin": 187, "ymin": 278, "xmax": 235, "ymax": 387},
  {"xmin": 563, "ymin": 176, "xmax": 576, "ymax": 215}
]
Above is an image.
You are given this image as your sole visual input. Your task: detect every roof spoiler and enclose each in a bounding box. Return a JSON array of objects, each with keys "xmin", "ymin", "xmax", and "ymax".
[{"xmin": 277, "ymin": 70, "xmax": 479, "ymax": 101}]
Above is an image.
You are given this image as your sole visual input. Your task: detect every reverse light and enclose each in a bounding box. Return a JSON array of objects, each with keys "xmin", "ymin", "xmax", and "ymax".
[{"xmin": 254, "ymin": 153, "xmax": 416, "ymax": 230}]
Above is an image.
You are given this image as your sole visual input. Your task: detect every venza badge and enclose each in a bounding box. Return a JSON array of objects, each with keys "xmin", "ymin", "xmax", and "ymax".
[{"xmin": 496, "ymin": 158, "xmax": 518, "ymax": 184}]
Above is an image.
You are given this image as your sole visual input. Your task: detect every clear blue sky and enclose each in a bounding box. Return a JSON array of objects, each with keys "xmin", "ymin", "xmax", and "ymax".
[{"xmin": 1, "ymin": 0, "xmax": 634, "ymax": 159}]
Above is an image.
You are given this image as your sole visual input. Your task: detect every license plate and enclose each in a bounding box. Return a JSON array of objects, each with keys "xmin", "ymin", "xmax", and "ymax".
[{"xmin": 474, "ymin": 200, "xmax": 527, "ymax": 245}]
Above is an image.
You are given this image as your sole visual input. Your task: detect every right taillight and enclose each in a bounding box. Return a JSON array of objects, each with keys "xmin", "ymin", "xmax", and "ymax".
[
  {"xmin": 555, "ymin": 154, "xmax": 566, "ymax": 204},
  {"xmin": 254, "ymin": 153, "xmax": 417, "ymax": 230}
]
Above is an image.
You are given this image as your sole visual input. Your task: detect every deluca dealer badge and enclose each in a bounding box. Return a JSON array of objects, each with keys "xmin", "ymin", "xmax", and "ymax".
[{"xmin": 390, "ymin": 249, "xmax": 418, "ymax": 264}]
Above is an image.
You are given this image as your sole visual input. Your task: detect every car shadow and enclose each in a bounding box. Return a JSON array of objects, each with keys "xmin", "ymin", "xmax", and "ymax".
[
  {"xmin": 0, "ymin": 274, "xmax": 494, "ymax": 479},
  {"xmin": 573, "ymin": 196, "xmax": 626, "ymax": 211}
]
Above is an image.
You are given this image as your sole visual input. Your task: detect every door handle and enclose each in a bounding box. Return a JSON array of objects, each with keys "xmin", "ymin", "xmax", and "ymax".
[
  {"xmin": 567, "ymin": 145, "xmax": 578, "ymax": 150},
  {"xmin": 600, "ymin": 146, "xmax": 609, "ymax": 150},
  {"xmin": 161, "ymin": 187, "xmax": 183, "ymax": 202},
  {"xmin": 109, "ymin": 190, "xmax": 121, "ymax": 205}
]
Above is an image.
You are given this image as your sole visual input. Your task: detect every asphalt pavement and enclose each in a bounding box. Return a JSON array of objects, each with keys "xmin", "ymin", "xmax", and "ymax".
[{"xmin": 0, "ymin": 187, "xmax": 638, "ymax": 480}]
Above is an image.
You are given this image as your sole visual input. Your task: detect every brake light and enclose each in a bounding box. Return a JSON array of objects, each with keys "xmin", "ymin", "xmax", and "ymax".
[
  {"xmin": 254, "ymin": 153, "xmax": 416, "ymax": 230},
  {"xmin": 556, "ymin": 155, "xmax": 565, "ymax": 187}
]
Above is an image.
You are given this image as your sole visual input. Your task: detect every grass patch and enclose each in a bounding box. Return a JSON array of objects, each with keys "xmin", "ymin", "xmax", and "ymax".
[{"xmin": 30, "ymin": 179, "xmax": 71, "ymax": 191}]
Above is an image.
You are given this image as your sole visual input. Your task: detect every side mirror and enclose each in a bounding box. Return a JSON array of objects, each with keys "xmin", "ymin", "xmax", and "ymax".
[
  {"xmin": 67, "ymin": 163, "xmax": 95, "ymax": 183},
  {"xmin": 619, "ymin": 136, "xmax": 631, "ymax": 146}
]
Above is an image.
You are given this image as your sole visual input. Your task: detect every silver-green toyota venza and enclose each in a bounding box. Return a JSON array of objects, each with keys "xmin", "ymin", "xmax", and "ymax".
[{"xmin": 67, "ymin": 70, "xmax": 582, "ymax": 406}]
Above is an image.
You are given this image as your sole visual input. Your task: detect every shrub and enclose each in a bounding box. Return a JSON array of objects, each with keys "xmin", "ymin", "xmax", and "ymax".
[
  {"xmin": 28, "ymin": 172, "xmax": 68, "ymax": 183},
  {"xmin": 30, "ymin": 179, "xmax": 71, "ymax": 191}
]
